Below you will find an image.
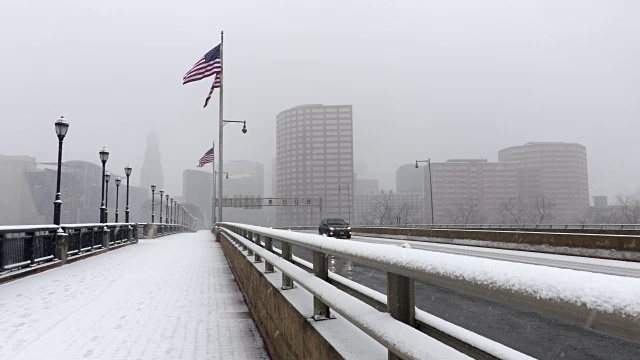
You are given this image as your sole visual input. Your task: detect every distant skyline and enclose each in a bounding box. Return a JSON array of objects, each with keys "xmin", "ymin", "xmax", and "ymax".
[{"xmin": 1, "ymin": 1, "xmax": 638, "ymax": 200}]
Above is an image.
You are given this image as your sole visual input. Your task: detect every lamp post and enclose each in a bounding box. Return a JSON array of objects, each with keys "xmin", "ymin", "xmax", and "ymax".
[
  {"xmin": 175, "ymin": 202, "xmax": 179, "ymax": 225},
  {"xmin": 99, "ymin": 147, "xmax": 109, "ymax": 223},
  {"xmin": 104, "ymin": 172, "xmax": 111, "ymax": 222},
  {"xmin": 416, "ymin": 159, "xmax": 435, "ymax": 224},
  {"xmin": 159, "ymin": 189, "xmax": 164, "ymax": 223},
  {"xmin": 53, "ymin": 116, "xmax": 69, "ymax": 225},
  {"xmin": 170, "ymin": 198, "xmax": 174, "ymax": 224},
  {"xmin": 165, "ymin": 194, "xmax": 169, "ymax": 224},
  {"xmin": 124, "ymin": 164, "xmax": 132, "ymax": 223},
  {"xmin": 219, "ymin": 119, "xmax": 248, "ymax": 223},
  {"xmin": 151, "ymin": 183, "xmax": 156, "ymax": 223},
  {"xmin": 115, "ymin": 177, "xmax": 121, "ymax": 222}
]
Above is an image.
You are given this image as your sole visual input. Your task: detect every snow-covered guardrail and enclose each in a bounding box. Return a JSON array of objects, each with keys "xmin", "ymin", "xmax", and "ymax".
[{"xmin": 218, "ymin": 223, "xmax": 542, "ymax": 360}]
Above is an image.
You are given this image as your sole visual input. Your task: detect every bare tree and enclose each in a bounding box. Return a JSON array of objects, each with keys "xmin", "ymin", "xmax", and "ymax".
[
  {"xmin": 615, "ymin": 195, "xmax": 640, "ymax": 223},
  {"xmin": 526, "ymin": 196, "xmax": 555, "ymax": 224},
  {"xmin": 359, "ymin": 191, "xmax": 416, "ymax": 226},
  {"xmin": 447, "ymin": 197, "xmax": 484, "ymax": 224},
  {"xmin": 499, "ymin": 197, "xmax": 528, "ymax": 224}
]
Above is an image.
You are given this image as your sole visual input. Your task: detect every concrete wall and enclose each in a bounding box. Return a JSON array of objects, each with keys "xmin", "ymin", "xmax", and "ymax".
[{"xmin": 219, "ymin": 233, "xmax": 342, "ymax": 360}]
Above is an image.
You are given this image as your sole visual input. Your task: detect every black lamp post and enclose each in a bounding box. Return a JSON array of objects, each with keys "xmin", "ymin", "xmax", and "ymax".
[
  {"xmin": 53, "ymin": 116, "xmax": 69, "ymax": 226},
  {"xmin": 99, "ymin": 147, "xmax": 109, "ymax": 223},
  {"xmin": 159, "ymin": 189, "xmax": 164, "ymax": 223},
  {"xmin": 170, "ymin": 198, "xmax": 174, "ymax": 224},
  {"xmin": 115, "ymin": 177, "xmax": 121, "ymax": 222},
  {"xmin": 124, "ymin": 164, "xmax": 132, "ymax": 223},
  {"xmin": 151, "ymin": 183, "xmax": 156, "ymax": 223},
  {"xmin": 165, "ymin": 194, "xmax": 169, "ymax": 224},
  {"xmin": 104, "ymin": 172, "xmax": 111, "ymax": 223}
]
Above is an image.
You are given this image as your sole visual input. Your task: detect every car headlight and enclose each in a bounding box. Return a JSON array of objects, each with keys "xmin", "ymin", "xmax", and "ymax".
[
  {"xmin": 347, "ymin": 226, "xmax": 351, "ymax": 230},
  {"xmin": 329, "ymin": 227, "xmax": 335, "ymax": 231}
]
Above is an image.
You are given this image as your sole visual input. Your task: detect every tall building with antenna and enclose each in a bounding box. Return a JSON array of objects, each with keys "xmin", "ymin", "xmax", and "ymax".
[{"xmin": 140, "ymin": 129, "xmax": 164, "ymax": 189}]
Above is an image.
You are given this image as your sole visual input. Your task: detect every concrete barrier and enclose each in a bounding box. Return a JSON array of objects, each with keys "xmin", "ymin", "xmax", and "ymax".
[{"xmin": 352, "ymin": 227, "xmax": 640, "ymax": 261}]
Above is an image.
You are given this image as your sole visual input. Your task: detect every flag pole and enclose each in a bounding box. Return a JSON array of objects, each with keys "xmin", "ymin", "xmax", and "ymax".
[
  {"xmin": 212, "ymin": 140, "xmax": 216, "ymax": 226},
  {"xmin": 217, "ymin": 30, "xmax": 224, "ymax": 225}
]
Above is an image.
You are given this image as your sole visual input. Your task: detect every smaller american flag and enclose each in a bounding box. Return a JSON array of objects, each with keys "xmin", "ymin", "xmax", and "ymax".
[
  {"xmin": 197, "ymin": 148, "xmax": 214, "ymax": 167},
  {"xmin": 203, "ymin": 73, "xmax": 220, "ymax": 108}
]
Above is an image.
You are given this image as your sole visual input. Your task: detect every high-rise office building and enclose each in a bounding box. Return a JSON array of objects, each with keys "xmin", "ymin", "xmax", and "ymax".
[
  {"xmin": 355, "ymin": 178, "xmax": 379, "ymax": 194},
  {"xmin": 276, "ymin": 104, "xmax": 354, "ymax": 226},
  {"xmin": 140, "ymin": 129, "xmax": 164, "ymax": 189},
  {"xmin": 396, "ymin": 163, "xmax": 424, "ymax": 194},
  {"xmin": 183, "ymin": 169, "xmax": 213, "ymax": 226},
  {"xmin": 423, "ymin": 159, "xmax": 519, "ymax": 223},
  {"xmin": 498, "ymin": 142, "xmax": 589, "ymax": 222}
]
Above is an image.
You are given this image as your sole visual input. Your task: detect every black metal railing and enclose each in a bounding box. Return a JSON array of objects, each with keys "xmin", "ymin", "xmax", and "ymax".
[{"xmin": 0, "ymin": 226, "xmax": 59, "ymax": 272}]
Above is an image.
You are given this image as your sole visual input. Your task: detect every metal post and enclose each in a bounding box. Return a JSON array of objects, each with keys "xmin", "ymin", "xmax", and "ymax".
[
  {"xmin": 53, "ymin": 138, "xmax": 64, "ymax": 225},
  {"xmin": 165, "ymin": 195, "xmax": 169, "ymax": 224},
  {"xmin": 100, "ymin": 163, "xmax": 106, "ymax": 223},
  {"xmin": 387, "ymin": 272, "xmax": 416, "ymax": 360},
  {"xmin": 313, "ymin": 251, "xmax": 330, "ymax": 319},
  {"xmin": 217, "ymin": 31, "xmax": 224, "ymax": 224},
  {"xmin": 264, "ymin": 236, "xmax": 274, "ymax": 273},
  {"xmin": 125, "ymin": 169, "xmax": 131, "ymax": 223},
  {"xmin": 151, "ymin": 187, "xmax": 155, "ymax": 223},
  {"xmin": 254, "ymin": 234, "xmax": 262, "ymax": 263},
  {"xmin": 428, "ymin": 158, "xmax": 434, "ymax": 224},
  {"xmin": 246, "ymin": 231, "xmax": 254, "ymax": 256},
  {"xmin": 212, "ymin": 140, "xmax": 216, "ymax": 226},
  {"xmin": 281, "ymin": 242, "xmax": 293, "ymax": 289},
  {"xmin": 159, "ymin": 190, "xmax": 164, "ymax": 224},
  {"xmin": 115, "ymin": 180, "xmax": 120, "ymax": 223},
  {"xmin": 105, "ymin": 174, "xmax": 110, "ymax": 223}
]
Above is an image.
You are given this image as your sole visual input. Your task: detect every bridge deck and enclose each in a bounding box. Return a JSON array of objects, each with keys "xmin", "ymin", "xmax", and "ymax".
[{"xmin": 0, "ymin": 231, "xmax": 269, "ymax": 360}]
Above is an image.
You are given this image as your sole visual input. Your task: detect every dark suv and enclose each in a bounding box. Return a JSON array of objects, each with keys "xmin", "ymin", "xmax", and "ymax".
[{"xmin": 319, "ymin": 218, "xmax": 352, "ymax": 239}]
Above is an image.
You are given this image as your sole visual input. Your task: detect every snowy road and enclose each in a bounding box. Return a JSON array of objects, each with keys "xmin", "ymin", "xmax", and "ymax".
[
  {"xmin": 345, "ymin": 234, "xmax": 640, "ymax": 277},
  {"xmin": 0, "ymin": 231, "xmax": 269, "ymax": 360}
]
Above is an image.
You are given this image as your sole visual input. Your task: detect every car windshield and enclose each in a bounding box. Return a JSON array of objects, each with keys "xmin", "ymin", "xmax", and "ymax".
[{"xmin": 327, "ymin": 219, "xmax": 347, "ymax": 225}]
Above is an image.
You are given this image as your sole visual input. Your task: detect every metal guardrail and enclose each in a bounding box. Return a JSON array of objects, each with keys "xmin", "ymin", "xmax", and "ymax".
[
  {"xmin": 218, "ymin": 223, "xmax": 532, "ymax": 360},
  {"xmin": 1, "ymin": 222, "xmax": 194, "ymax": 274}
]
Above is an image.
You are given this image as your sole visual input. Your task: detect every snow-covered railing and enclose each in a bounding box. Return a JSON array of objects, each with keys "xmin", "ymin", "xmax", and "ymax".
[{"xmin": 218, "ymin": 223, "xmax": 538, "ymax": 360}]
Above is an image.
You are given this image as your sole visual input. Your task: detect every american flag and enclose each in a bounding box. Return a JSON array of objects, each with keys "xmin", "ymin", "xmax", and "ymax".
[
  {"xmin": 203, "ymin": 73, "xmax": 220, "ymax": 108},
  {"xmin": 183, "ymin": 44, "xmax": 221, "ymax": 85},
  {"xmin": 197, "ymin": 148, "xmax": 214, "ymax": 167}
]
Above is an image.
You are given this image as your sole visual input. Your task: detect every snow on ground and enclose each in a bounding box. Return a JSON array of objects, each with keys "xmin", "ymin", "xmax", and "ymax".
[
  {"xmin": 0, "ymin": 231, "xmax": 268, "ymax": 360},
  {"xmin": 231, "ymin": 223, "xmax": 640, "ymax": 319}
]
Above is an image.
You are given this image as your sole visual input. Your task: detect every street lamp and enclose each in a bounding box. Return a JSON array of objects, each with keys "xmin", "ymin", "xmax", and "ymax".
[
  {"xmin": 170, "ymin": 198, "xmax": 174, "ymax": 224},
  {"xmin": 338, "ymin": 184, "xmax": 351, "ymax": 224},
  {"xmin": 99, "ymin": 147, "xmax": 109, "ymax": 223},
  {"xmin": 159, "ymin": 189, "xmax": 164, "ymax": 223},
  {"xmin": 165, "ymin": 194, "xmax": 169, "ymax": 224},
  {"xmin": 218, "ymin": 119, "xmax": 248, "ymax": 223},
  {"xmin": 151, "ymin": 183, "xmax": 156, "ymax": 223},
  {"xmin": 416, "ymin": 159, "xmax": 435, "ymax": 224},
  {"xmin": 115, "ymin": 177, "xmax": 121, "ymax": 222},
  {"xmin": 53, "ymin": 116, "xmax": 69, "ymax": 225},
  {"xmin": 124, "ymin": 164, "xmax": 132, "ymax": 222},
  {"xmin": 104, "ymin": 172, "xmax": 111, "ymax": 222}
]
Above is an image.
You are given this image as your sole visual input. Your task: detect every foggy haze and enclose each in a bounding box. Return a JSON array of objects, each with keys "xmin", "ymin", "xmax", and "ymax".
[{"xmin": 1, "ymin": 0, "xmax": 639, "ymax": 199}]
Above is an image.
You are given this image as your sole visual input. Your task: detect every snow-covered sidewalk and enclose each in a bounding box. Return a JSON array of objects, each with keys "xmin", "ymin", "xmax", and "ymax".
[{"xmin": 0, "ymin": 231, "xmax": 268, "ymax": 360}]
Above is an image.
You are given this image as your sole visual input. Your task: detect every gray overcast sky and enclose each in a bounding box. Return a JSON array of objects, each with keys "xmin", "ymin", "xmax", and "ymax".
[{"xmin": 1, "ymin": 0, "xmax": 638, "ymax": 199}]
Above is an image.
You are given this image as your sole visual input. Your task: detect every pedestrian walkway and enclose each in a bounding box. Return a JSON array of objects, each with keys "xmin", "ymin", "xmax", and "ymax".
[{"xmin": 0, "ymin": 231, "xmax": 269, "ymax": 360}]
